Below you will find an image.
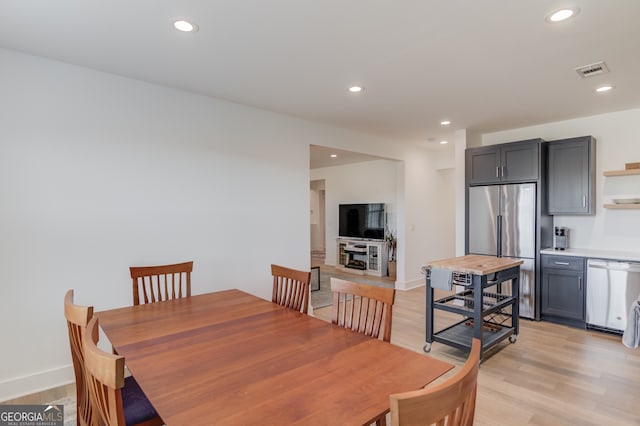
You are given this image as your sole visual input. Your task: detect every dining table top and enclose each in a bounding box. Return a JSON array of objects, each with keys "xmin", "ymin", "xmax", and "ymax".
[{"xmin": 96, "ymin": 289, "xmax": 454, "ymax": 425}]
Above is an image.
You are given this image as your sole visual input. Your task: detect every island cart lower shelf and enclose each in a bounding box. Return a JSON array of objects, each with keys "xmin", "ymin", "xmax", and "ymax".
[
  {"xmin": 430, "ymin": 318, "xmax": 516, "ymax": 353},
  {"xmin": 423, "ymin": 255, "xmax": 522, "ymax": 360}
]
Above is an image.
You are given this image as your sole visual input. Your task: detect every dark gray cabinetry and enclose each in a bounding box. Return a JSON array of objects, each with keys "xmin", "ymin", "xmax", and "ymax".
[
  {"xmin": 465, "ymin": 137, "xmax": 551, "ymax": 321},
  {"xmin": 541, "ymin": 254, "xmax": 585, "ymax": 328},
  {"xmin": 466, "ymin": 140, "xmax": 540, "ymax": 185},
  {"xmin": 547, "ymin": 136, "xmax": 596, "ymax": 215}
]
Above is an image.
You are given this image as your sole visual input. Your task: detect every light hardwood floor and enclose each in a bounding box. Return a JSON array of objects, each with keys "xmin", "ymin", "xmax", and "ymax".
[
  {"xmin": 8, "ymin": 265, "xmax": 640, "ymax": 425},
  {"xmin": 313, "ymin": 265, "xmax": 640, "ymax": 426}
]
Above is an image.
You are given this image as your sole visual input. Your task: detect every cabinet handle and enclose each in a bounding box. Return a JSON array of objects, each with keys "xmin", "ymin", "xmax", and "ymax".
[
  {"xmin": 501, "ymin": 166, "xmax": 505, "ymax": 178},
  {"xmin": 578, "ymin": 276, "xmax": 582, "ymax": 290},
  {"xmin": 496, "ymin": 166, "xmax": 500, "ymax": 178},
  {"xmin": 582, "ymin": 195, "xmax": 586, "ymax": 208},
  {"xmin": 554, "ymin": 261, "xmax": 570, "ymax": 265}
]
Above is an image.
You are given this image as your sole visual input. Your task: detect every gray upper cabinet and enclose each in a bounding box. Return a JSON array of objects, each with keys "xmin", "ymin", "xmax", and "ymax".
[
  {"xmin": 466, "ymin": 140, "xmax": 540, "ymax": 185},
  {"xmin": 547, "ymin": 136, "xmax": 596, "ymax": 215}
]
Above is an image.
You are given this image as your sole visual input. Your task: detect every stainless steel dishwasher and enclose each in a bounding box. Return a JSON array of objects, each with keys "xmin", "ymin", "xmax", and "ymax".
[{"xmin": 586, "ymin": 259, "xmax": 640, "ymax": 333}]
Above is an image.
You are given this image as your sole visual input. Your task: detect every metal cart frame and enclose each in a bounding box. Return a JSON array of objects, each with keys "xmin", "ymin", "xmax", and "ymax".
[{"xmin": 424, "ymin": 265, "xmax": 520, "ymax": 360}]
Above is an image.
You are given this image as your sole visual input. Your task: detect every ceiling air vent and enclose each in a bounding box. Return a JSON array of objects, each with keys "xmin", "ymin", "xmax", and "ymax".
[{"xmin": 575, "ymin": 61, "xmax": 609, "ymax": 78}]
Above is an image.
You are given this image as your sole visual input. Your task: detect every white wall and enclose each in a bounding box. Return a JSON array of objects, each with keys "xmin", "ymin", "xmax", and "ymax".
[
  {"xmin": 0, "ymin": 48, "xmax": 304, "ymax": 399},
  {"xmin": 310, "ymin": 159, "xmax": 399, "ymax": 265},
  {"xmin": 311, "ymin": 152, "xmax": 457, "ymax": 290},
  {"xmin": 309, "ymin": 180, "xmax": 325, "ymax": 252},
  {"xmin": 454, "ymin": 129, "xmax": 469, "ymax": 255},
  {"xmin": 480, "ymin": 108, "xmax": 640, "ymax": 252},
  {"xmin": 402, "ymin": 155, "xmax": 456, "ymax": 288},
  {"xmin": 0, "ymin": 48, "xmax": 457, "ymax": 400}
]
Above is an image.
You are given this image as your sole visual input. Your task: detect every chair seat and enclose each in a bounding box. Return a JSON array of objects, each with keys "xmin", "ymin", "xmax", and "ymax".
[{"xmin": 122, "ymin": 376, "xmax": 160, "ymax": 426}]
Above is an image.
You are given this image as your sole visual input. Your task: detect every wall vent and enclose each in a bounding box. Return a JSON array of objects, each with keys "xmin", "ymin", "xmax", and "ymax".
[{"xmin": 575, "ymin": 61, "xmax": 609, "ymax": 78}]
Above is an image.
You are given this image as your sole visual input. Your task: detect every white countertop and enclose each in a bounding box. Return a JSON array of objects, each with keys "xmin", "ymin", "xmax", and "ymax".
[{"xmin": 541, "ymin": 248, "xmax": 640, "ymax": 262}]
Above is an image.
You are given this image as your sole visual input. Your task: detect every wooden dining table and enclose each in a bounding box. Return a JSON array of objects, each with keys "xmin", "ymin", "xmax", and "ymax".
[{"xmin": 96, "ymin": 289, "xmax": 454, "ymax": 425}]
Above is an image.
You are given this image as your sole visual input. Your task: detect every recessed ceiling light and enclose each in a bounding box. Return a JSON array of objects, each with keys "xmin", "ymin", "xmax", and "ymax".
[
  {"xmin": 440, "ymin": 120, "xmax": 451, "ymax": 126},
  {"xmin": 330, "ymin": 154, "xmax": 338, "ymax": 158},
  {"xmin": 596, "ymin": 85, "xmax": 614, "ymax": 93},
  {"xmin": 348, "ymin": 86, "xmax": 364, "ymax": 93},
  {"xmin": 546, "ymin": 8, "xmax": 579, "ymax": 23},
  {"xmin": 174, "ymin": 20, "xmax": 198, "ymax": 32},
  {"xmin": 440, "ymin": 140, "xmax": 448, "ymax": 145}
]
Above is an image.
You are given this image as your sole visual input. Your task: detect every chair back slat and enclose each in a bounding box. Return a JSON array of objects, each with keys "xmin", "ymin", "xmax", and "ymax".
[
  {"xmin": 330, "ymin": 278, "xmax": 395, "ymax": 342},
  {"xmin": 130, "ymin": 261, "xmax": 193, "ymax": 305},
  {"xmin": 389, "ymin": 339, "xmax": 481, "ymax": 426},
  {"xmin": 271, "ymin": 264, "xmax": 311, "ymax": 314},
  {"xmin": 64, "ymin": 290, "xmax": 100, "ymax": 426},
  {"xmin": 83, "ymin": 317, "xmax": 127, "ymax": 426}
]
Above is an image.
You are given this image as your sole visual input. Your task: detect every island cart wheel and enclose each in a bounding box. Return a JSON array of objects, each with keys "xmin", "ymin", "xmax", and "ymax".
[
  {"xmin": 423, "ymin": 342, "xmax": 432, "ymax": 352},
  {"xmin": 509, "ymin": 334, "xmax": 518, "ymax": 343}
]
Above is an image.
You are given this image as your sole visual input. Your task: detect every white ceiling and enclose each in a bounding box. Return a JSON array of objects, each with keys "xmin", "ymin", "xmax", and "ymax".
[
  {"xmin": 310, "ymin": 145, "xmax": 387, "ymax": 169},
  {"xmin": 2, "ymin": 1, "xmax": 639, "ymax": 167}
]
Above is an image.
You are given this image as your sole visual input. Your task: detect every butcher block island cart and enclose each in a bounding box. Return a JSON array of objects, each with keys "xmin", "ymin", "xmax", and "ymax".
[{"xmin": 423, "ymin": 255, "xmax": 522, "ymax": 360}]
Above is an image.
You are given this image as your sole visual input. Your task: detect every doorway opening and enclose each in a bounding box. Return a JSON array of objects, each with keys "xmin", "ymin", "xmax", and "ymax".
[{"xmin": 310, "ymin": 179, "xmax": 326, "ymax": 264}]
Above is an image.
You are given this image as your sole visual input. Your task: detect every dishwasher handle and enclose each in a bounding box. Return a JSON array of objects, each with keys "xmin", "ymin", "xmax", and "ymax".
[{"xmin": 588, "ymin": 259, "xmax": 640, "ymax": 273}]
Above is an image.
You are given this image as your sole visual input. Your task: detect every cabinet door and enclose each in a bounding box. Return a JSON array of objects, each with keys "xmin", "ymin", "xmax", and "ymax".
[
  {"xmin": 337, "ymin": 242, "xmax": 347, "ymax": 267},
  {"xmin": 541, "ymin": 268, "xmax": 584, "ymax": 321},
  {"xmin": 501, "ymin": 142, "xmax": 539, "ymax": 182},
  {"xmin": 466, "ymin": 146, "xmax": 501, "ymax": 185},
  {"xmin": 367, "ymin": 244, "xmax": 380, "ymax": 273},
  {"xmin": 466, "ymin": 140, "xmax": 540, "ymax": 185},
  {"xmin": 547, "ymin": 136, "xmax": 595, "ymax": 215}
]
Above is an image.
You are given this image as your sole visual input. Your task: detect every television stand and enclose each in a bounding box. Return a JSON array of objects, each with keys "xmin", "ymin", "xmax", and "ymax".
[
  {"xmin": 336, "ymin": 238, "xmax": 388, "ymax": 277},
  {"xmin": 346, "ymin": 260, "xmax": 366, "ymax": 270}
]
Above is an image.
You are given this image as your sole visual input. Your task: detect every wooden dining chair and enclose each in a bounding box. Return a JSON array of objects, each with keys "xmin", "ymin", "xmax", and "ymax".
[
  {"xmin": 389, "ymin": 338, "xmax": 481, "ymax": 426},
  {"xmin": 271, "ymin": 264, "xmax": 312, "ymax": 314},
  {"xmin": 130, "ymin": 261, "xmax": 193, "ymax": 305},
  {"xmin": 330, "ymin": 277, "xmax": 396, "ymax": 342},
  {"xmin": 64, "ymin": 289, "xmax": 99, "ymax": 426},
  {"xmin": 83, "ymin": 316, "xmax": 164, "ymax": 426}
]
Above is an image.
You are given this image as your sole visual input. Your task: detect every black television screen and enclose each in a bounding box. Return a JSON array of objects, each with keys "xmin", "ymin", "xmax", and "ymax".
[{"xmin": 338, "ymin": 203, "xmax": 385, "ymax": 240}]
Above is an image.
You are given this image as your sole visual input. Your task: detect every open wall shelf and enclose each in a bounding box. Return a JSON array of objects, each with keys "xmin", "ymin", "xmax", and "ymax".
[
  {"xmin": 603, "ymin": 169, "xmax": 640, "ymax": 176},
  {"xmin": 602, "ymin": 168, "xmax": 640, "ymax": 208},
  {"xmin": 603, "ymin": 204, "xmax": 640, "ymax": 209}
]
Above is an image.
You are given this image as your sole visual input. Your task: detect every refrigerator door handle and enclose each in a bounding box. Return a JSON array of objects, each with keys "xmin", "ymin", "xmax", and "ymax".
[{"xmin": 496, "ymin": 215, "xmax": 502, "ymax": 257}]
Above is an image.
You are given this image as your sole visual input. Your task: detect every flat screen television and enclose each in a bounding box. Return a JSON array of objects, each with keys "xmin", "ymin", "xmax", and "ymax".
[{"xmin": 338, "ymin": 203, "xmax": 385, "ymax": 240}]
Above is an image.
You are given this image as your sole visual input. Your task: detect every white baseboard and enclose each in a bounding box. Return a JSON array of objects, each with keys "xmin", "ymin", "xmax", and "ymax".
[
  {"xmin": 0, "ymin": 365, "xmax": 74, "ymax": 402},
  {"xmin": 395, "ymin": 276, "xmax": 425, "ymax": 291}
]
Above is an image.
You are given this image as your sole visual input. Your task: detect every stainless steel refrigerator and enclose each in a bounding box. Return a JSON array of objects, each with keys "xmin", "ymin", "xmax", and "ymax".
[{"xmin": 467, "ymin": 183, "xmax": 537, "ymax": 318}]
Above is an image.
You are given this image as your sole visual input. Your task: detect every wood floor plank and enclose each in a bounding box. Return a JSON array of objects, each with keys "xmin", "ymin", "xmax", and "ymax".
[{"xmin": 10, "ymin": 265, "xmax": 639, "ymax": 425}]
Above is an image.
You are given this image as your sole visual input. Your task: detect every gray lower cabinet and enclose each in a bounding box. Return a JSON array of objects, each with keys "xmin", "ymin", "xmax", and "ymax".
[
  {"xmin": 466, "ymin": 139, "xmax": 541, "ymax": 185},
  {"xmin": 541, "ymin": 254, "xmax": 586, "ymax": 328},
  {"xmin": 547, "ymin": 136, "xmax": 596, "ymax": 215}
]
